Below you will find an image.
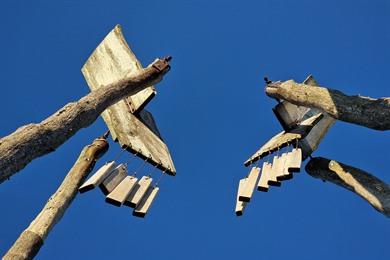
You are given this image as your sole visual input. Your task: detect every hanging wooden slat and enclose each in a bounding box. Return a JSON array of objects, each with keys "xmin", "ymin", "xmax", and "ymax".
[
  {"xmin": 276, "ymin": 152, "xmax": 294, "ymax": 181},
  {"xmin": 257, "ymin": 162, "xmax": 272, "ymax": 192},
  {"xmin": 79, "ymin": 161, "xmax": 116, "ymax": 193},
  {"xmin": 286, "ymin": 148, "xmax": 302, "ymax": 173},
  {"xmin": 239, "ymin": 167, "xmax": 260, "ymax": 202},
  {"xmin": 133, "ymin": 186, "xmax": 159, "ymax": 218},
  {"xmin": 99, "ymin": 164, "xmax": 127, "ymax": 195},
  {"xmin": 106, "ymin": 176, "xmax": 138, "ymax": 207},
  {"xmin": 235, "ymin": 178, "xmax": 247, "ymax": 216},
  {"xmin": 267, "ymin": 156, "xmax": 282, "ymax": 186},
  {"xmin": 124, "ymin": 176, "xmax": 153, "ymax": 208}
]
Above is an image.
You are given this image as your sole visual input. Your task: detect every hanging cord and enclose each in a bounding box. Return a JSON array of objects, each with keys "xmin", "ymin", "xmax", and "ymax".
[
  {"xmin": 131, "ymin": 155, "xmax": 149, "ymax": 177},
  {"xmin": 155, "ymin": 169, "xmax": 167, "ymax": 187},
  {"xmin": 124, "ymin": 149, "xmax": 139, "ymax": 167},
  {"xmin": 111, "ymin": 146, "xmax": 127, "ymax": 163}
]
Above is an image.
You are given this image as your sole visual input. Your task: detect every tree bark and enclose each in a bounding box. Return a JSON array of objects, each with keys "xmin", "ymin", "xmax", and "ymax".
[
  {"xmin": 3, "ymin": 134, "xmax": 109, "ymax": 260},
  {"xmin": 265, "ymin": 80, "xmax": 390, "ymax": 131},
  {"xmin": 306, "ymin": 157, "xmax": 390, "ymax": 218},
  {"xmin": 0, "ymin": 58, "xmax": 170, "ymax": 184}
]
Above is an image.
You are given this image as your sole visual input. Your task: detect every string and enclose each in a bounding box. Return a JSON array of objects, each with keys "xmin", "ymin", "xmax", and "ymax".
[
  {"xmin": 131, "ymin": 156, "xmax": 149, "ymax": 176},
  {"xmin": 155, "ymin": 169, "xmax": 167, "ymax": 187}
]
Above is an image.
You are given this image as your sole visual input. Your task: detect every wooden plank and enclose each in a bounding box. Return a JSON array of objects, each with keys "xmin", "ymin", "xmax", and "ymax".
[
  {"xmin": 267, "ymin": 156, "xmax": 282, "ymax": 187},
  {"xmin": 276, "ymin": 152, "xmax": 293, "ymax": 181},
  {"xmin": 239, "ymin": 167, "xmax": 260, "ymax": 202},
  {"xmin": 99, "ymin": 164, "xmax": 127, "ymax": 195},
  {"xmin": 257, "ymin": 162, "xmax": 271, "ymax": 192},
  {"xmin": 286, "ymin": 148, "xmax": 302, "ymax": 173},
  {"xmin": 124, "ymin": 176, "xmax": 153, "ymax": 208},
  {"xmin": 235, "ymin": 179, "xmax": 247, "ymax": 216},
  {"xmin": 82, "ymin": 25, "xmax": 176, "ymax": 176},
  {"xmin": 105, "ymin": 176, "xmax": 138, "ymax": 207},
  {"xmin": 133, "ymin": 186, "xmax": 159, "ymax": 218},
  {"xmin": 79, "ymin": 161, "xmax": 116, "ymax": 193}
]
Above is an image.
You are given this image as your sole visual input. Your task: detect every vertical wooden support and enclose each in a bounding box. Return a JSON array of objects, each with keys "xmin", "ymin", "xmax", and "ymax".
[
  {"xmin": 124, "ymin": 176, "xmax": 153, "ymax": 208},
  {"xmin": 133, "ymin": 186, "xmax": 159, "ymax": 218},
  {"xmin": 105, "ymin": 176, "xmax": 138, "ymax": 207},
  {"xmin": 235, "ymin": 179, "xmax": 247, "ymax": 216},
  {"xmin": 268, "ymin": 156, "xmax": 282, "ymax": 186},
  {"xmin": 99, "ymin": 164, "xmax": 127, "ymax": 195},
  {"xmin": 258, "ymin": 162, "xmax": 272, "ymax": 192},
  {"xmin": 79, "ymin": 161, "xmax": 116, "ymax": 193},
  {"xmin": 239, "ymin": 167, "xmax": 260, "ymax": 202}
]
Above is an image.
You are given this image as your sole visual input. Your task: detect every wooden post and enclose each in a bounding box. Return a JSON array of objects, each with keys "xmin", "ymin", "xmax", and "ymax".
[
  {"xmin": 3, "ymin": 135, "xmax": 109, "ymax": 260},
  {"xmin": 79, "ymin": 161, "xmax": 116, "ymax": 193},
  {"xmin": 106, "ymin": 176, "xmax": 138, "ymax": 207},
  {"xmin": 239, "ymin": 167, "xmax": 260, "ymax": 202},
  {"xmin": 124, "ymin": 176, "xmax": 153, "ymax": 208},
  {"xmin": 133, "ymin": 186, "xmax": 159, "ymax": 218},
  {"xmin": 99, "ymin": 164, "xmax": 127, "ymax": 195},
  {"xmin": 235, "ymin": 179, "xmax": 247, "ymax": 216},
  {"xmin": 258, "ymin": 162, "xmax": 272, "ymax": 192}
]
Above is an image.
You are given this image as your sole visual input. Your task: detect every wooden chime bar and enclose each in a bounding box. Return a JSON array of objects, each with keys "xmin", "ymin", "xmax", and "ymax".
[
  {"xmin": 235, "ymin": 179, "xmax": 247, "ymax": 216},
  {"xmin": 267, "ymin": 155, "xmax": 282, "ymax": 186},
  {"xmin": 99, "ymin": 164, "xmax": 127, "ymax": 195},
  {"xmin": 79, "ymin": 161, "xmax": 116, "ymax": 193},
  {"xmin": 133, "ymin": 186, "xmax": 159, "ymax": 218},
  {"xmin": 257, "ymin": 162, "xmax": 271, "ymax": 192},
  {"xmin": 106, "ymin": 176, "xmax": 138, "ymax": 207},
  {"xmin": 239, "ymin": 167, "xmax": 260, "ymax": 202},
  {"xmin": 125, "ymin": 176, "xmax": 153, "ymax": 208}
]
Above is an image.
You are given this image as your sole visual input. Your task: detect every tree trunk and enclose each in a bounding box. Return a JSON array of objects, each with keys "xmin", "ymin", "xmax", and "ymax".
[
  {"xmin": 3, "ymin": 134, "xmax": 109, "ymax": 260},
  {"xmin": 0, "ymin": 58, "xmax": 170, "ymax": 184},
  {"xmin": 265, "ymin": 80, "xmax": 390, "ymax": 131},
  {"xmin": 306, "ymin": 157, "xmax": 390, "ymax": 218}
]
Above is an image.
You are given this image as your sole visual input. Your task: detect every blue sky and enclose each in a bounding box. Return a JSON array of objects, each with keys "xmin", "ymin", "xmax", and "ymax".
[{"xmin": 1, "ymin": 0, "xmax": 389, "ymax": 259}]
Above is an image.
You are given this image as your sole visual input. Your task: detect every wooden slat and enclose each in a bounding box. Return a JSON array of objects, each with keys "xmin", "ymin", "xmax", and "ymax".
[
  {"xmin": 286, "ymin": 148, "xmax": 302, "ymax": 173},
  {"xmin": 276, "ymin": 152, "xmax": 293, "ymax": 181},
  {"xmin": 124, "ymin": 176, "xmax": 153, "ymax": 208},
  {"xmin": 81, "ymin": 25, "xmax": 176, "ymax": 175},
  {"xmin": 99, "ymin": 164, "xmax": 127, "ymax": 195},
  {"xmin": 79, "ymin": 161, "xmax": 116, "ymax": 193},
  {"xmin": 239, "ymin": 167, "xmax": 260, "ymax": 202},
  {"xmin": 105, "ymin": 176, "xmax": 138, "ymax": 207},
  {"xmin": 257, "ymin": 162, "xmax": 272, "ymax": 192},
  {"xmin": 235, "ymin": 179, "xmax": 247, "ymax": 216},
  {"xmin": 133, "ymin": 186, "xmax": 159, "ymax": 218},
  {"xmin": 267, "ymin": 156, "xmax": 282, "ymax": 187}
]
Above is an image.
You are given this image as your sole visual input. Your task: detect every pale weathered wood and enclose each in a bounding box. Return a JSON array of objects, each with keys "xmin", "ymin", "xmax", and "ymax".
[
  {"xmin": 276, "ymin": 152, "xmax": 293, "ymax": 181},
  {"xmin": 258, "ymin": 162, "xmax": 272, "ymax": 192},
  {"xmin": 125, "ymin": 176, "xmax": 153, "ymax": 208},
  {"xmin": 133, "ymin": 186, "xmax": 159, "ymax": 218},
  {"xmin": 235, "ymin": 179, "xmax": 247, "ymax": 216},
  {"xmin": 286, "ymin": 148, "xmax": 302, "ymax": 173},
  {"xmin": 82, "ymin": 25, "xmax": 176, "ymax": 175},
  {"xmin": 266, "ymin": 79, "xmax": 390, "ymax": 131},
  {"xmin": 106, "ymin": 176, "xmax": 138, "ymax": 207},
  {"xmin": 79, "ymin": 161, "xmax": 116, "ymax": 193},
  {"xmin": 99, "ymin": 164, "xmax": 127, "ymax": 195},
  {"xmin": 239, "ymin": 167, "xmax": 260, "ymax": 202},
  {"xmin": 306, "ymin": 157, "xmax": 390, "ymax": 218},
  {"xmin": 3, "ymin": 136, "xmax": 109, "ymax": 260},
  {"xmin": 267, "ymin": 156, "xmax": 282, "ymax": 187}
]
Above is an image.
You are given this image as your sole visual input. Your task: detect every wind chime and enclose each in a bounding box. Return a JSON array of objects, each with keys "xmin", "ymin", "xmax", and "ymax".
[
  {"xmin": 78, "ymin": 25, "xmax": 176, "ymax": 218},
  {"xmin": 236, "ymin": 75, "xmax": 335, "ymax": 216}
]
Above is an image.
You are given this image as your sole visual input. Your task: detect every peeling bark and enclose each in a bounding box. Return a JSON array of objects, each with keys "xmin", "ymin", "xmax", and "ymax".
[
  {"xmin": 306, "ymin": 157, "xmax": 390, "ymax": 218},
  {"xmin": 0, "ymin": 58, "xmax": 170, "ymax": 184},
  {"xmin": 3, "ymin": 135, "xmax": 109, "ymax": 260},
  {"xmin": 265, "ymin": 80, "xmax": 390, "ymax": 131}
]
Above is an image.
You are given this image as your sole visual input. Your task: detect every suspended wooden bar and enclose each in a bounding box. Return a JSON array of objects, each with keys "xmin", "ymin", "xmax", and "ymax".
[
  {"xmin": 99, "ymin": 164, "xmax": 127, "ymax": 195},
  {"xmin": 239, "ymin": 167, "xmax": 260, "ymax": 202},
  {"xmin": 106, "ymin": 176, "xmax": 138, "ymax": 207},
  {"xmin": 124, "ymin": 176, "xmax": 153, "ymax": 208},
  {"xmin": 286, "ymin": 148, "xmax": 302, "ymax": 173},
  {"xmin": 235, "ymin": 178, "xmax": 247, "ymax": 216},
  {"xmin": 268, "ymin": 156, "xmax": 282, "ymax": 186},
  {"xmin": 258, "ymin": 162, "xmax": 272, "ymax": 192},
  {"xmin": 133, "ymin": 186, "xmax": 159, "ymax": 218},
  {"xmin": 79, "ymin": 161, "xmax": 116, "ymax": 193}
]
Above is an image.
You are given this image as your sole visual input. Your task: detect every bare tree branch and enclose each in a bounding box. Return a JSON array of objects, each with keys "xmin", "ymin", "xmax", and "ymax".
[
  {"xmin": 0, "ymin": 58, "xmax": 170, "ymax": 184},
  {"xmin": 3, "ymin": 134, "xmax": 109, "ymax": 260},
  {"xmin": 265, "ymin": 80, "xmax": 390, "ymax": 131},
  {"xmin": 306, "ymin": 157, "xmax": 390, "ymax": 218}
]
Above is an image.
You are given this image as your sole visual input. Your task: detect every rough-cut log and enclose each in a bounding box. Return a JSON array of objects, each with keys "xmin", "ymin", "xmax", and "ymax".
[
  {"xmin": 0, "ymin": 58, "xmax": 170, "ymax": 184},
  {"xmin": 265, "ymin": 80, "xmax": 390, "ymax": 131},
  {"xmin": 3, "ymin": 135, "xmax": 109, "ymax": 260},
  {"xmin": 306, "ymin": 157, "xmax": 390, "ymax": 218}
]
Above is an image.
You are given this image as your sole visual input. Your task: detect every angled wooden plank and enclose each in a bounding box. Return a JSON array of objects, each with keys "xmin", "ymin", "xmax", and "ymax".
[
  {"xmin": 235, "ymin": 179, "xmax": 247, "ymax": 216},
  {"xmin": 267, "ymin": 156, "xmax": 282, "ymax": 187},
  {"xmin": 82, "ymin": 25, "xmax": 176, "ymax": 175},
  {"xmin": 106, "ymin": 176, "xmax": 138, "ymax": 207},
  {"xmin": 133, "ymin": 186, "xmax": 159, "ymax": 218},
  {"xmin": 124, "ymin": 176, "xmax": 153, "ymax": 208},
  {"xmin": 79, "ymin": 161, "xmax": 116, "ymax": 193},
  {"xmin": 258, "ymin": 162, "xmax": 272, "ymax": 192},
  {"xmin": 99, "ymin": 164, "xmax": 127, "ymax": 195},
  {"xmin": 239, "ymin": 167, "xmax": 260, "ymax": 202}
]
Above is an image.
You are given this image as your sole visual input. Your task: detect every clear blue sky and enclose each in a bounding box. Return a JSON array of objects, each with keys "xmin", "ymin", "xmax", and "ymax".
[{"xmin": 1, "ymin": 0, "xmax": 389, "ymax": 259}]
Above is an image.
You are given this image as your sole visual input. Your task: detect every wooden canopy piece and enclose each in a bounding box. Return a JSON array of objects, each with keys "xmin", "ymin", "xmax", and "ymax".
[{"xmin": 82, "ymin": 24, "xmax": 176, "ymax": 175}]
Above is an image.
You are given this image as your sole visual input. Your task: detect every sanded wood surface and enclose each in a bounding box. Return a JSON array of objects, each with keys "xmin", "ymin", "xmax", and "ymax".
[
  {"xmin": 82, "ymin": 24, "xmax": 176, "ymax": 175},
  {"xmin": 239, "ymin": 167, "xmax": 260, "ymax": 202},
  {"xmin": 79, "ymin": 161, "xmax": 116, "ymax": 193},
  {"xmin": 258, "ymin": 162, "xmax": 272, "ymax": 192},
  {"xmin": 106, "ymin": 176, "xmax": 138, "ymax": 206},
  {"xmin": 125, "ymin": 176, "xmax": 153, "ymax": 208},
  {"xmin": 99, "ymin": 164, "xmax": 127, "ymax": 195},
  {"xmin": 235, "ymin": 179, "xmax": 247, "ymax": 216},
  {"xmin": 133, "ymin": 186, "xmax": 159, "ymax": 218}
]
